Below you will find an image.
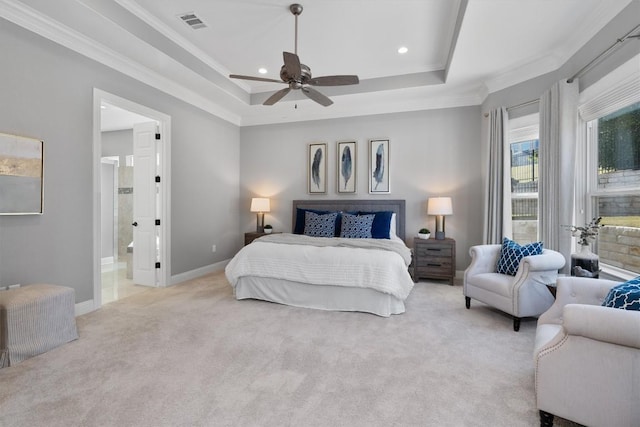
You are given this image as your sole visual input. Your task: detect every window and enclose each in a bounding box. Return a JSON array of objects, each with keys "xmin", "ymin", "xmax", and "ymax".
[
  {"xmin": 508, "ymin": 115, "xmax": 539, "ymax": 244},
  {"xmin": 586, "ymin": 101, "xmax": 640, "ymax": 275},
  {"xmin": 587, "ymin": 102, "xmax": 640, "ymax": 274}
]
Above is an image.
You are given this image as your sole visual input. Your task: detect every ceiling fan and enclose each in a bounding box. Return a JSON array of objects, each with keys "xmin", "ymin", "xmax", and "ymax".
[{"xmin": 229, "ymin": 3, "xmax": 359, "ymax": 107}]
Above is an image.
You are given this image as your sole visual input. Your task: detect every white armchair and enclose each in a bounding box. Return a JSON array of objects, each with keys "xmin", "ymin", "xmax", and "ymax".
[
  {"xmin": 463, "ymin": 244, "xmax": 565, "ymax": 331},
  {"xmin": 534, "ymin": 277, "xmax": 640, "ymax": 427}
]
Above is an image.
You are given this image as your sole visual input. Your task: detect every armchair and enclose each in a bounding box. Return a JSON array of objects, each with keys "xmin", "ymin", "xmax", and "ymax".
[
  {"xmin": 463, "ymin": 244, "xmax": 565, "ymax": 331},
  {"xmin": 534, "ymin": 277, "xmax": 640, "ymax": 427}
]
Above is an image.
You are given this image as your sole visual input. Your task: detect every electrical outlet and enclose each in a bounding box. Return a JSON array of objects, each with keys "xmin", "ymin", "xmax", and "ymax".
[{"xmin": 212, "ymin": 245, "xmax": 216, "ymax": 253}]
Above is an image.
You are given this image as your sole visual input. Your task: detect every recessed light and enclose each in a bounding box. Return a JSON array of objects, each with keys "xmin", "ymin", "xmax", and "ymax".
[
  {"xmin": 398, "ymin": 46, "xmax": 408, "ymax": 54},
  {"xmin": 258, "ymin": 68, "xmax": 268, "ymax": 74}
]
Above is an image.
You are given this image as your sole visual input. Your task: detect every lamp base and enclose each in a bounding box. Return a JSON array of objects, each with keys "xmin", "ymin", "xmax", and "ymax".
[
  {"xmin": 434, "ymin": 215, "xmax": 446, "ymax": 240},
  {"xmin": 256, "ymin": 212, "xmax": 265, "ymax": 233}
]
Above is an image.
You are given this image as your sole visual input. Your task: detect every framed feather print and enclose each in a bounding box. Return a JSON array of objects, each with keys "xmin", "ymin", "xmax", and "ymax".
[
  {"xmin": 337, "ymin": 141, "xmax": 356, "ymax": 193},
  {"xmin": 308, "ymin": 142, "xmax": 327, "ymax": 194},
  {"xmin": 369, "ymin": 138, "xmax": 390, "ymax": 193}
]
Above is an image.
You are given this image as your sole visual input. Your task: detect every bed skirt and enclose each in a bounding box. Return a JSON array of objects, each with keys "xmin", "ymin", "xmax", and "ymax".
[{"xmin": 234, "ymin": 276, "xmax": 406, "ymax": 317}]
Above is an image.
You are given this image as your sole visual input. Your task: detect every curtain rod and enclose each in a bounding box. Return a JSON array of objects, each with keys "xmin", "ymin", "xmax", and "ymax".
[
  {"xmin": 507, "ymin": 99, "xmax": 538, "ymax": 111},
  {"xmin": 483, "ymin": 99, "xmax": 538, "ymax": 117},
  {"xmin": 567, "ymin": 24, "xmax": 640, "ymax": 84}
]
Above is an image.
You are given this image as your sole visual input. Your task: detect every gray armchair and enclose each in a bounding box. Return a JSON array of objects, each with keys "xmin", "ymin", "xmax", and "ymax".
[
  {"xmin": 463, "ymin": 244, "xmax": 565, "ymax": 331},
  {"xmin": 534, "ymin": 277, "xmax": 640, "ymax": 427}
]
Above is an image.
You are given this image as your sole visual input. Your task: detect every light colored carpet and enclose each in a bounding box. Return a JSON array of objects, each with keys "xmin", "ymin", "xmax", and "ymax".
[{"xmin": 0, "ymin": 271, "xmax": 579, "ymax": 427}]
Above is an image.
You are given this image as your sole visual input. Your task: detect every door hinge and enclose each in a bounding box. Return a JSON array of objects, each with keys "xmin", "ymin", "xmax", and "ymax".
[
  {"xmin": 155, "ymin": 219, "xmax": 161, "ymax": 226},
  {"xmin": 155, "ymin": 262, "xmax": 161, "ymax": 269},
  {"xmin": 155, "ymin": 175, "xmax": 161, "ymax": 183},
  {"xmin": 155, "ymin": 133, "xmax": 161, "ymax": 140}
]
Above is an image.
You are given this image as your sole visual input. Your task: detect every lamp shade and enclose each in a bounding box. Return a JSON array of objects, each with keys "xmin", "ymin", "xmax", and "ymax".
[
  {"xmin": 427, "ymin": 197, "xmax": 453, "ymax": 215},
  {"xmin": 250, "ymin": 198, "xmax": 270, "ymax": 213}
]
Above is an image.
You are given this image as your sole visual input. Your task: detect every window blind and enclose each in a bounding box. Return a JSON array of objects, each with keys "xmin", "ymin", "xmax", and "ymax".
[{"xmin": 579, "ymin": 72, "xmax": 640, "ymax": 121}]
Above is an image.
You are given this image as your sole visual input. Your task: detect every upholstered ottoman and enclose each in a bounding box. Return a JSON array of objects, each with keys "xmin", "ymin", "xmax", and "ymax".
[{"xmin": 0, "ymin": 284, "xmax": 78, "ymax": 368}]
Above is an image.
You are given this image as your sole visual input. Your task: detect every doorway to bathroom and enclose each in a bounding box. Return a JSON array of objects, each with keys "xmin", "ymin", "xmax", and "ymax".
[{"xmin": 93, "ymin": 89, "xmax": 172, "ymax": 308}]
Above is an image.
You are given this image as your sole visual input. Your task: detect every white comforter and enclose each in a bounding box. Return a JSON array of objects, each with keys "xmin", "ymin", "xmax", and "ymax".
[{"xmin": 225, "ymin": 233, "xmax": 414, "ymax": 300}]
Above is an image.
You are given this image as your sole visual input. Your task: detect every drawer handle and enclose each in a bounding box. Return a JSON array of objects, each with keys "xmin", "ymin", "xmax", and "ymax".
[
  {"xmin": 427, "ymin": 248, "xmax": 442, "ymax": 252},
  {"xmin": 427, "ymin": 263, "xmax": 442, "ymax": 267}
]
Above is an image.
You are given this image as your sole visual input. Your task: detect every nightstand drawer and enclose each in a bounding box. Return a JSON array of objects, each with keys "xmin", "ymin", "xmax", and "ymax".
[
  {"xmin": 415, "ymin": 264, "xmax": 452, "ymax": 277},
  {"xmin": 416, "ymin": 256, "xmax": 451, "ymax": 268},
  {"xmin": 415, "ymin": 245, "xmax": 453, "ymax": 258}
]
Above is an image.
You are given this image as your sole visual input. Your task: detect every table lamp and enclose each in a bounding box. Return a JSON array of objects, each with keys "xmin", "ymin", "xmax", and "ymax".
[
  {"xmin": 427, "ymin": 197, "xmax": 453, "ymax": 240},
  {"xmin": 250, "ymin": 198, "xmax": 270, "ymax": 233}
]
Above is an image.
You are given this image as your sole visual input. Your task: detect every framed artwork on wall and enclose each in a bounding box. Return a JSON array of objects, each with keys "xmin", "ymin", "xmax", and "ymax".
[
  {"xmin": 0, "ymin": 132, "xmax": 44, "ymax": 215},
  {"xmin": 369, "ymin": 138, "xmax": 390, "ymax": 194},
  {"xmin": 308, "ymin": 142, "xmax": 327, "ymax": 194},
  {"xmin": 337, "ymin": 141, "xmax": 356, "ymax": 193}
]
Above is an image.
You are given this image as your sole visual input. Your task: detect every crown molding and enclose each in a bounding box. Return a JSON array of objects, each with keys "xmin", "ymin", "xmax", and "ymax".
[
  {"xmin": 482, "ymin": 0, "xmax": 632, "ymax": 97},
  {"xmin": 484, "ymin": 53, "xmax": 563, "ymax": 94},
  {"xmin": 239, "ymin": 88, "xmax": 484, "ymax": 127},
  {"xmin": 113, "ymin": 0, "xmax": 251, "ymax": 95},
  {"xmin": 0, "ymin": 0, "xmax": 493, "ymax": 127},
  {"xmin": 0, "ymin": 0, "xmax": 241, "ymax": 126}
]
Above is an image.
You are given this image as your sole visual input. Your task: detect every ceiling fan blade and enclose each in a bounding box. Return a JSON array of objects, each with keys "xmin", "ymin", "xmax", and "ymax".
[
  {"xmin": 283, "ymin": 52, "xmax": 302, "ymax": 79},
  {"xmin": 308, "ymin": 75, "xmax": 360, "ymax": 86},
  {"xmin": 263, "ymin": 87, "xmax": 291, "ymax": 105},
  {"xmin": 229, "ymin": 74, "xmax": 283, "ymax": 84},
  {"xmin": 301, "ymin": 86, "xmax": 333, "ymax": 107}
]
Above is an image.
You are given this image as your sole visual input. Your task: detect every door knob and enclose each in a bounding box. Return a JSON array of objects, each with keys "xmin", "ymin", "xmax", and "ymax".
[{"xmin": 132, "ymin": 222, "xmax": 138, "ymax": 227}]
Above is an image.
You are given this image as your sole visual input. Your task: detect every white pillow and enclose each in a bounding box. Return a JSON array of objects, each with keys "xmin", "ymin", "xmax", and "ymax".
[{"xmin": 389, "ymin": 213, "xmax": 398, "ymax": 239}]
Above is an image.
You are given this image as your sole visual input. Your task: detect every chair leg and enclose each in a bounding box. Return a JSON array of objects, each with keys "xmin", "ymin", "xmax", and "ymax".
[
  {"xmin": 539, "ymin": 410, "xmax": 554, "ymax": 427},
  {"xmin": 465, "ymin": 296, "xmax": 470, "ymax": 309},
  {"xmin": 513, "ymin": 317, "xmax": 521, "ymax": 332}
]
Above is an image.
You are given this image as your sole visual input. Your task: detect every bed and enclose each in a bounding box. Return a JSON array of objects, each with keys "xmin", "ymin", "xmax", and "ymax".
[{"xmin": 225, "ymin": 200, "xmax": 414, "ymax": 317}]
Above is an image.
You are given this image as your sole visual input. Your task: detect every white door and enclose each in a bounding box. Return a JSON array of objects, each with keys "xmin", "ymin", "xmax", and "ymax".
[{"xmin": 132, "ymin": 122, "xmax": 158, "ymax": 286}]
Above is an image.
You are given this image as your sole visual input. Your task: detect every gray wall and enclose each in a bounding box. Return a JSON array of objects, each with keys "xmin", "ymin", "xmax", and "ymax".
[
  {"xmin": 240, "ymin": 107, "xmax": 484, "ymax": 270},
  {"xmin": 0, "ymin": 1, "xmax": 636, "ymax": 301},
  {"xmin": 0, "ymin": 19, "xmax": 240, "ymax": 302}
]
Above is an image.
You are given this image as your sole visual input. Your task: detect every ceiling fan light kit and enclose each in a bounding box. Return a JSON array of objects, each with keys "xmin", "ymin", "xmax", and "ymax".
[{"xmin": 229, "ymin": 3, "xmax": 359, "ymax": 107}]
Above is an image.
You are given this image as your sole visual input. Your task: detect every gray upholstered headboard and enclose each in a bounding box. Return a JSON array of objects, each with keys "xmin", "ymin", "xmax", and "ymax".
[{"xmin": 292, "ymin": 199, "xmax": 406, "ymax": 241}]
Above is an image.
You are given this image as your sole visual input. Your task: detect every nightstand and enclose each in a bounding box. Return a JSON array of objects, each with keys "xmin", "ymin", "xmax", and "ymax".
[
  {"xmin": 244, "ymin": 232, "xmax": 279, "ymax": 246},
  {"xmin": 413, "ymin": 237, "xmax": 456, "ymax": 285}
]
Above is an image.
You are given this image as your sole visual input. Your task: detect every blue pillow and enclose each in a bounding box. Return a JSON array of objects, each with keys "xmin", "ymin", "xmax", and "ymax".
[
  {"xmin": 358, "ymin": 211, "xmax": 393, "ymax": 239},
  {"xmin": 602, "ymin": 276, "xmax": 640, "ymax": 310},
  {"xmin": 496, "ymin": 237, "xmax": 543, "ymax": 276},
  {"xmin": 303, "ymin": 211, "xmax": 338, "ymax": 237},
  {"xmin": 340, "ymin": 213, "xmax": 374, "ymax": 238}
]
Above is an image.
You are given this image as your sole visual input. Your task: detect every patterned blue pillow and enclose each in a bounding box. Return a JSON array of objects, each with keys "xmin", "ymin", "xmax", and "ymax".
[
  {"xmin": 602, "ymin": 276, "xmax": 640, "ymax": 310},
  {"xmin": 496, "ymin": 237, "xmax": 543, "ymax": 276},
  {"xmin": 303, "ymin": 211, "xmax": 338, "ymax": 237},
  {"xmin": 340, "ymin": 213, "xmax": 374, "ymax": 238},
  {"xmin": 294, "ymin": 208, "xmax": 331, "ymax": 234}
]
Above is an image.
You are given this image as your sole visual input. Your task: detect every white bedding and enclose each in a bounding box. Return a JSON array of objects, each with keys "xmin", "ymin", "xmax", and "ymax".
[{"xmin": 225, "ymin": 233, "xmax": 414, "ymax": 308}]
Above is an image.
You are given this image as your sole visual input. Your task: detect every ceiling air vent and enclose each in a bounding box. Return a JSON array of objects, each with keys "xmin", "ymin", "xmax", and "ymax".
[{"xmin": 178, "ymin": 12, "xmax": 207, "ymax": 30}]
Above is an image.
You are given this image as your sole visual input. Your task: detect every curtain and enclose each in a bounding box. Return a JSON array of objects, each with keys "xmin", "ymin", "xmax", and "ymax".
[
  {"xmin": 539, "ymin": 80, "xmax": 579, "ymax": 273},
  {"xmin": 483, "ymin": 107, "xmax": 510, "ymax": 244}
]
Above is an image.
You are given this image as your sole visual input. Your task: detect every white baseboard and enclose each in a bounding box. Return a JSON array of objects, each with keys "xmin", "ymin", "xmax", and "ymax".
[
  {"xmin": 75, "ymin": 299, "xmax": 96, "ymax": 316},
  {"xmin": 170, "ymin": 259, "xmax": 230, "ymax": 286}
]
